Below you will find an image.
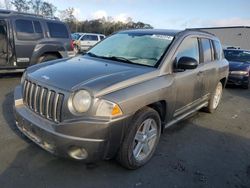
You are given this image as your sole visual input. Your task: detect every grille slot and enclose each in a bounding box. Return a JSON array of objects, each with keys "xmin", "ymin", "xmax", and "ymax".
[{"xmin": 22, "ymin": 80, "xmax": 64, "ymax": 122}]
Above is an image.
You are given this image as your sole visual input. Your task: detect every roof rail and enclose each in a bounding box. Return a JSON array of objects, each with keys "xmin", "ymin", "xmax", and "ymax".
[
  {"xmin": 185, "ymin": 28, "xmax": 216, "ymax": 36},
  {"xmin": 0, "ymin": 9, "xmax": 60, "ymax": 20}
]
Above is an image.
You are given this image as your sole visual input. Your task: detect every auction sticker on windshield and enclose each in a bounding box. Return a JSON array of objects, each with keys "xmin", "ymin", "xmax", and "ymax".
[{"xmin": 151, "ymin": 35, "xmax": 174, "ymax": 40}]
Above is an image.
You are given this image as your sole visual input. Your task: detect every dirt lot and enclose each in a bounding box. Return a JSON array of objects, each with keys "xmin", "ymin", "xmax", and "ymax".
[{"xmin": 0, "ymin": 73, "xmax": 249, "ymax": 188}]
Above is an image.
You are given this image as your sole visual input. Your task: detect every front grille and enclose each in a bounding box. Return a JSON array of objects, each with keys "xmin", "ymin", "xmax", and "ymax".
[{"xmin": 23, "ymin": 80, "xmax": 64, "ymax": 123}]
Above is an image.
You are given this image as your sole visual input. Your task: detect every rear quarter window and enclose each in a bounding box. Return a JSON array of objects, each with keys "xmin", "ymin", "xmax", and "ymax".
[
  {"xmin": 213, "ymin": 40, "xmax": 223, "ymax": 60},
  {"xmin": 47, "ymin": 22, "xmax": 69, "ymax": 38}
]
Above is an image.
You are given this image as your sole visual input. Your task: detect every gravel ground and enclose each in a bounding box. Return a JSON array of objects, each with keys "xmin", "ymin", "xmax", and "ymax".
[{"xmin": 0, "ymin": 73, "xmax": 250, "ymax": 188}]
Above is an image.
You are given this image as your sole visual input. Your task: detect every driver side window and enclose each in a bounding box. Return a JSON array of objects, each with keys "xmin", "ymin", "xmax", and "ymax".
[
  {"xmin": 175, "ymin": 37, "xmax": 200, "ymax": 65},
  {"xmin": 81, "ymin": 35, "xmax": 89, "ymax": 41}
]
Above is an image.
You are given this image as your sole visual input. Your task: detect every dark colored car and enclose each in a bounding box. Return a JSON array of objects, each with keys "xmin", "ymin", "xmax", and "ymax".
[
  {"xmin": 224, "ymin": 49, "xmax": 250, "ymax": 89},
  {"xmin": 14, "ymin": 29, "xmax": 228, "ymax": 169},
  {"xmin": 0, "ymin": 9, "xmax": 74, "ymax": 73}
]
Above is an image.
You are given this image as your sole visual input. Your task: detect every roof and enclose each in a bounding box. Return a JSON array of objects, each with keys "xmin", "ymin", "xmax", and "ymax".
[
  {"xmin": 0, "ymin": 9, "xmax": 59, "ymax": 21},
  {"xmin": 119, "ymin": 29, "xmax": 217, "ymax": 39},
  {"xmin": 119, "ymin": 29, "xmax": 182, "ymax": 36}
]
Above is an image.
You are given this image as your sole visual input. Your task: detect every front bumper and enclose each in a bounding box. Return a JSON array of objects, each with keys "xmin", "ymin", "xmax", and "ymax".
[
  {"xmin": 227, "ymin": 74, "xmax": 249, "ymax": 86},
  {"xmin": 14, "ymin": 86, "xmax": 131, "ymax": 162}
]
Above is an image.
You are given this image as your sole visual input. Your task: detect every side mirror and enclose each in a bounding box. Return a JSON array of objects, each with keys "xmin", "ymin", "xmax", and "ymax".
[{"xmin": 177, "ymin": 57, "xmax": 198, "ymax": 70}]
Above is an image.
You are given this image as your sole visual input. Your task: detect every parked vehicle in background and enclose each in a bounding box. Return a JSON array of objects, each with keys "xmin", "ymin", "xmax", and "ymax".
[
  {"xmin": 0, "ymin": 9, "xmax": 74, "ymax": 73},
  {"xmin": 224, "ymin": 49, "xmax": 250, "ymax": 89},
  {"xmin": 73, "ymin": 33, "xmax": 105, "ymax": 53},
  {"xmin": 14, "ymin": 29, "xmax": 228, "ymax": 169},
  {"xmin": 71, "ymin": 33, "xmax": 83, "ymax": 41}
]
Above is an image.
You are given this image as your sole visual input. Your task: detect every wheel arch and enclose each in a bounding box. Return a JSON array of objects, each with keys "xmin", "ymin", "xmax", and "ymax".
[
  {"xmin": 30, "ymin": 44, "xmax": 66, "ymax": 65},
  {"xmin": 220, "ymin": 77, "xmax": 227, "ymax": 87}
]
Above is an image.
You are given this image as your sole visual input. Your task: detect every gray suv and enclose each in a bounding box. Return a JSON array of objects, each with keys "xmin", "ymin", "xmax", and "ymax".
[
  {"xmin": 0, "ymin": 9, "xmax": 73, "ymax": 73},
  {"xmin": 14, "ymin": 29, "xmax": 229, "ymax": 169}
]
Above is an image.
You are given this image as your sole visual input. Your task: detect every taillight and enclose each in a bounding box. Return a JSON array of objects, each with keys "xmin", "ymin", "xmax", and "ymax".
[{"xmin": 70, "ymin": 40, "xmax": 74, "ymax": 51}]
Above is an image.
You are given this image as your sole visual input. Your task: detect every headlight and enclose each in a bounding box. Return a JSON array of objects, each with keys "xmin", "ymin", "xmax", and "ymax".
[
  {"xmin": 96, "ymin": 100, "xmax": 123, "ymax": 117},
  {"xmin": 69, "ymin": 90, "xmax": 92, "ymax": 114},
  {"xmin": 230, "ymin": 71, "xmax": 249, "ymax": 76},
  {"xmin": 21, "ymin": 71, "xmax": 27, "ymax": 84}
]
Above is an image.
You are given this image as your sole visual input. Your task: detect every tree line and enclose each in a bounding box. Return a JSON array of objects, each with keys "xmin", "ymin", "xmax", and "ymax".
[{"xmin": 1, "ymin": 0, "xmax": 153, "ymax": 35}]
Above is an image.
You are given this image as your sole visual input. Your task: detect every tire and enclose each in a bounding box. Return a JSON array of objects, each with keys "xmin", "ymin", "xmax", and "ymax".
[
  {"xmin": 117, "ymin": 107, "xmax": 161, "ymax": 169},
  {"xmin": 38, "ymin": 54, "xmax": 59, "ymax": 63},
  {"xmin": 204, "ymin": 82, "xmax": 223, "ymax": 113},
  {"xmin": 242, "ymin": 82, "xmax": 249, "ymax": 89}
]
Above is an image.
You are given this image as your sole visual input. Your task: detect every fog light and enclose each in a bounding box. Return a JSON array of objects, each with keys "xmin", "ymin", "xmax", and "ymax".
[{"xmin": 68, "ymin": 146, "xmax": 88, "ymax": 160}]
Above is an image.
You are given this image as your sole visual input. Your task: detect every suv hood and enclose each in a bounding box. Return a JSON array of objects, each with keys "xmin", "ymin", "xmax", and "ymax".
[
  {"xmin": 229, "ymin": 61, "xmax": 250, "ymax": 71},
  {"xmin": 27, "ymin": 56, "xmax": 156, "ymax": 95}
]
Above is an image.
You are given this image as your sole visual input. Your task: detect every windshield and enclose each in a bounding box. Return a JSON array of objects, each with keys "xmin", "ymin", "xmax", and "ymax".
[
  {"xmin": 224, "ymin": 50, "xmax": 250, "ymax": 63},
  {"xmin": 87, "ymin": 32, "xmax": 174, "ymax": 67}
]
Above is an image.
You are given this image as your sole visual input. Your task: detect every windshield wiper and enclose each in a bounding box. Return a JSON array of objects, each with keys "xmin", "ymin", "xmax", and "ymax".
[
  {"xmin": 86, "ymin": 52, "xmax": 100, "ymax": 58},
  {"xmin": 87, "ymin": 53, "xmax": 135, "ymax": 64},
  {"xmin": 107, "ymin": 56, "xmax": 135, "ymax": 64},
  {"xmin": 86, "ymin": 53, "xmax": 152, "ymax": 67}
]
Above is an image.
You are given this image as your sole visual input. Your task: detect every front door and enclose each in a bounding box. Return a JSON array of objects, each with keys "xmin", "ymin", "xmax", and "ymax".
[
  {"xmin": 172, "ymin": 36, "xmax": 205, "ymax": 117},
  {"xmin": 0, "ymin": 20, "xmax": 9, "ymax": 67}
]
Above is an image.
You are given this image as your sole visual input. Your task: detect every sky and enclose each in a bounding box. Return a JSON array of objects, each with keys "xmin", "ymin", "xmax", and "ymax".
[{"xmin": 2, "ymin": 0, "xmax": 250, "ymax": 29}]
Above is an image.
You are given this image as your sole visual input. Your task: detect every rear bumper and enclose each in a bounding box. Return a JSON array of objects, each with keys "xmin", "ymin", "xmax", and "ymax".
[
  {"xmin": 227, "ymin": 74, "xmax": 249, "ymax": 86},
  {"xmin": 14, "ymin": 86, "xmax": 131, "ymax": 162}
]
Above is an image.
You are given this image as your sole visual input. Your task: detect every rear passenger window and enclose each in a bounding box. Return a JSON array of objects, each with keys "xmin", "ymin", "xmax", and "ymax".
[
  {"xmin": 81, "ymin": 35, "xmax": 89, "ymax": 41},
  {"xmin": 201, "ymin": 38, "xmax": 212, "ymax": 62},
  {"xmin": 175, "ymin": 37, "xmax": 200, "ymax": 63},
  {"xmin": 33, "ymin": 21, "xmax": 42, "ymax": 33},
  {"xmin": 47, "ymin": 22, "xmax": 69, "ymax": 38},
  {"xmin": 100, "ymin": 36, "xmax": 105, "ymax": 40},
  {"xmin": 213, "ymin": 40, "xmax": 223, "ymax": 60},
  {"xmin": 15, "ymin": 19, "xmax": 43, "ymax": 40},
  {"xmin": 16, "ymin": 19, "xmax": 34, "ymax": 33},
  {"xmin": 81, "ymin": 35, "xmax": 98, "ymax": 41}
]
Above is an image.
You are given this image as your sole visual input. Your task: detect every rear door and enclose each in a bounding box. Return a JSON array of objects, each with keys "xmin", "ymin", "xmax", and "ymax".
[
  {"xmin": 198, "ymin": 38, "xmax": 218, "ymax": 96},
  {"xmin": 13, "ymin": 18, "xmax": 44, "ymax": 67}
]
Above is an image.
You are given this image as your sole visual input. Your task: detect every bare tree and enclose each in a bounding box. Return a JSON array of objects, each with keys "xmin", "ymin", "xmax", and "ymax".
[
  {"xmin": 29, "ymin": 0, "xmax": 42, "ymax": 14},
  {"xmin": 11, "ymin": 0, "xmax": 29, "ymax": 12},
  {"xmin": 4, "ymin": 0, "xmax": 12, "ymax": 10},
  {"xmin": 40, "ymin": 2, "xmax": 56, "ymax": 17},
  {"xmin": 58, "ymin": 7, "xmax": 76, "ymax": 22}
]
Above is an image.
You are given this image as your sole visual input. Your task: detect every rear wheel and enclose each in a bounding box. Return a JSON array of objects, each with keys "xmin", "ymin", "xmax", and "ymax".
[
  {"xmin": 38, "ymin": 54, "xmax": 59, "ymax": 63},
  {"xmin": 204, "ymin": 82, "xmax": 223, "ymax": 113},
  {"xmin": 117, "ymin": 107, "xmax": 161, "ymax": 169}
]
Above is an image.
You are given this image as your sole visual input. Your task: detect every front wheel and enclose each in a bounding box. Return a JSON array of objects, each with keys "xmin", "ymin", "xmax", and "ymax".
[
  {"xmin": 117, "ymin": 107, "xmax": 161, "ymax": 169},
  {"xmin": 205, "ymin": 82, "xmax": 223, "ymax": 113}
]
